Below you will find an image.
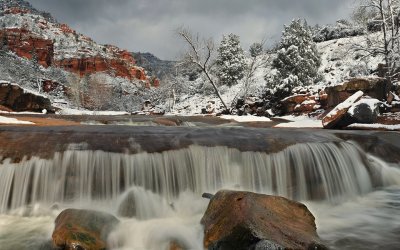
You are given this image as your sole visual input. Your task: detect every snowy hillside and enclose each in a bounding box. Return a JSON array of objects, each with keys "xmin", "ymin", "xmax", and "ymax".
[
  {"xmin": 164, "ymin": 33, "xmax": 385, "ymax": 116},
  {"xmin": 318, "ymin": 34, "xmax": 384, "ymax": 85}
]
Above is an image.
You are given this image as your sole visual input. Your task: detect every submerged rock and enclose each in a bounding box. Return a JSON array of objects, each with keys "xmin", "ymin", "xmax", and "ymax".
[
  {"xmin": 52, "ymin": 208, "xmax": 119, "ymax": 250},
  {"xmin": 117, "ymin": 190, "xmax": 136, "ymax": 218},
  {"xmin": 201, "ymin": 190, "xmax": 326, "ymax": 250}
]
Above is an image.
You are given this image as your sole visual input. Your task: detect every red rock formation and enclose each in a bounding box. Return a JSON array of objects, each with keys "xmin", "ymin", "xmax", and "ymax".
[
  {"xmin": 0, "ymin": 18, "xmax": 151, "ymax": 84},
  {"xmin": 41, "ymin": 79, "xmax": 61, "ymax": 93},
  {"xmin": 58, "ymin": 24, "xmax": 75, "ymax": 34},
  {"xmin": 325, "ymin": 77, "xmax": 390, "ymax": 107},
  {"xmin": 3, "ymin": 7, "xmax": 30, "ymax": 15},
  {"xmin": 54, "ymin": 57, "xmax": 147, "ymax": 81},
  {"xmin": 281, "ymin": 94, "xmax": 324, "ymax": 114},
  {"xmin": 0, "ymin": 28, "xmax": 54, "ymax": 67}
]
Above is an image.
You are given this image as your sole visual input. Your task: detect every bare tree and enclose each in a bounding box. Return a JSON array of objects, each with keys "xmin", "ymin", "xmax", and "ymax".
[
  {"xmin": 85, "ymin": 74, "xmax": 113, "ymax": 111},
  {"xmin": 177, "ymin": 27, "xmax": 229, "ymax": 110},
  {"xmin": 231, "ymin": 41, "xmax": 269, "ymax": 106},
  {"xmin": 354, "ymin": 0, "xmax": 400, "ymax": 82}
]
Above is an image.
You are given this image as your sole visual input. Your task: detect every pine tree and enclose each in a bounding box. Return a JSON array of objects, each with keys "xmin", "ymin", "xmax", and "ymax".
[
  {"xmin": 271, "ymin": 19, "xmax": 321, "ymax": 88},
  {"xmin": 216, "ymin": 33, "xmax": 247, "ymax": 86}
]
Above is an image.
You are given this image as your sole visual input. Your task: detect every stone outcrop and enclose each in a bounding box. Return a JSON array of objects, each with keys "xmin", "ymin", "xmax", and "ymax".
[
  {"xmin": 52, "ymin": 208, "xmax": 120, "ymax": 250},
  {"xmin": 280, "ymin": 91, "xmax": 327, "ymax": 115},
  {"xmin": 0, "ymin": 28, "xmax": 54, "ymax": 67},
  {"xmin": 325, "ymin": 77, "xmax": 391, "ymax": 108},
  {"xmin": 54, "ymin": 56, "xmax": 147, "ymax": 81},
  {"xmin": 322, "ymin": 91, "xmax": 364, "ymax": 129},
  {"xmin": 0, "ymin": 82, "xmax": 52, "ymax": 112},
  {"xmin": 201, "ymin": 190, "xmax": 326, "ymax": 250}
]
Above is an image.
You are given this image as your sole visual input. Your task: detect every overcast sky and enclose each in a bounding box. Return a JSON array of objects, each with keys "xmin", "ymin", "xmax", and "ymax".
[{"xmin": 28, "ymin": 0, "xmax": 355, "ymax": 60}]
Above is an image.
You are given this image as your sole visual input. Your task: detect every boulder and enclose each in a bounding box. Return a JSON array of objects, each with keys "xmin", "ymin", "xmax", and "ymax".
[
  {"xmin": 280, "ymin": 93, "xmax": 324, "ymax": 115},
  {"xmin": 117, "ymin": 190, "xmax": 136, "ymax": 218},
  {"xmin": 0, "ymin": 82, "xmax": 52, "ymax": 112},
  {"xmin": 322, "ymin": 91, "xmax": 364, "ymax": 129},
  {"xmin": 348, "ymin": 99, "xmax": 381, "ymax": 124},
  {"xmin": 325, "ymin": 77, "xmax": 390, "ymax": 107},
  {"xmin": 200, "ymin": 190, "xmax": 326, "ymax": 250},
  {"xmin": 52, "ymin": 209, "xmax": 120, "ymax": 250}
]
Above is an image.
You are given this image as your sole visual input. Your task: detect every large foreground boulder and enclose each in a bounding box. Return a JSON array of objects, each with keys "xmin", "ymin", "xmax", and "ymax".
[
  {"xmin": 0, "ymin": 82, "xmax": 52, "ymax": 112},
  {"xmin": 52, "ymin": 209, "xmax": 120, "ymax": 250},
  {"xmin": 322, "ymin": 91, "xmax": 364, "ymax": 129},
  {"xmin": 200, "ymin": 190, "xmax": 326, "ymax": 250}
]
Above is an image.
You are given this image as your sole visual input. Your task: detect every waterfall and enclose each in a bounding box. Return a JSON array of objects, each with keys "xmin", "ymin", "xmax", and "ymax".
[{"xmin": 0, "ymin": 141, "xmax": 399, "ymax": 214}]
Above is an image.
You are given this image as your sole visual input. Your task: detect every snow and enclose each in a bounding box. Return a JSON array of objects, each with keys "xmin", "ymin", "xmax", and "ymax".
[
  {"xmin": 56, "ymin": 108, "xmax": 130, "ymax": 116},
  {"xmin": 0, "ymin": 111, "xmax": 45, "ymax": 115},
  {"xmin": 0, "ymin": 116, "xmax": 34, "ymax": 125},
  {"xmin": 317, "ymin": 33, "xmax": 384, "ymax": 85},
  {"xmin": 347, "ymin": 123, "xmax": 400, "ymax": 131},
  {"xmin": 275, "ymin": 115, "xmax": 323, "ymax": 128},
  {"xmin": 348, "ymin": 98, "xmax": 381, "ymax": 116},
  {"xmin": 220, "ymin": 115, "xmax": 271, "ymax": 122}
]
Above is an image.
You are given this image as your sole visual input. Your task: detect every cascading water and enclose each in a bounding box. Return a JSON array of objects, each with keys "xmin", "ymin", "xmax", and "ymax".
[{"xmin": 0, "ymin": 140, "xmax": 399, "ymax": 249}]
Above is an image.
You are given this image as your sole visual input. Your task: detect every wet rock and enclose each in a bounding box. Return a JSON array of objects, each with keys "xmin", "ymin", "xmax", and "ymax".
[
  {"xmin": 169, "ymin": 241, "xmax": 185, "ymax": 250},
  {"xmin": 201, "ymin": 190, "xmax": 326, "ymax": 250},
  {"xmin": 323, "ymin": 91, "xmax": 364, "ymax": 129},
  {"xmin": 202, "ymin": 193, "xmax": 214, "ymax": 200},
  {"xmin": 0, "ymin": 82, "xmax": 52, "ymax": 112},
  {"xmin": 252, "ymin": 240, "xmax": 285, "ymax": 250},
  {"xmin": 52, "ymin": 208, "xmax": 120, "ymax": 250},
  {"xmin": 117, "ymin": 190, "xmax": 136, "ymax": 218},
  {"xmin": 325, "ymin": 77, "xmax": 391, "ymax": 107}
]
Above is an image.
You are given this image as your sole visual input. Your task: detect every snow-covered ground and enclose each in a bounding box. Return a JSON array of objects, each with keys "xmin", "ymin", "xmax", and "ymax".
[
  {"xmin": 220, "ymin": 115, "xmax": 271, "ymax": 122},
  {"xmin": 0, "ymin": 116, "xmax": 33, "ymax": 125},
  {"xmin": 347, "ymin": 123, "xmax": 400, "ymax": 130},
  {"xmin": 55, "ymin": 108, "xmax": 130, "ymax": 116},
  {"xmin": 275, "ymin": 115, "xmax": 323, "ymax": 128}
]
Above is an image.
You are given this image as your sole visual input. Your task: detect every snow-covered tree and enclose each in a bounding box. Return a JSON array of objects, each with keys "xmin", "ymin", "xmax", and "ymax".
[
  {"xmin": 216, "ymin": 33, "xmax": 247, "ymax": 86},
  {"xmin": 353, "ymin": 0, "xmax": 400, "ymax": 83},
  {"xmin": 270, "ymin": 19, "xmax": 321, "ymax": 88}
]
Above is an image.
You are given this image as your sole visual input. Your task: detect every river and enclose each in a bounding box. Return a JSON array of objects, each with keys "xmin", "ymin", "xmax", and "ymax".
[{"xmin": 0, "ymin": 124, "xmax": 399, "ymax": 249}]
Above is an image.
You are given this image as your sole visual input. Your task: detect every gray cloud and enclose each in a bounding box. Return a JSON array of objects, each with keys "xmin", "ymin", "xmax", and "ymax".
[{"xmin": 28, "ymin": 0, "xmax": 354, "ymax": 60}]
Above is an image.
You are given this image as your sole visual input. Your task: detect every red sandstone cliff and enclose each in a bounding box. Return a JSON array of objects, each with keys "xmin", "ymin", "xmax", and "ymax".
[
  {"xmin": 0, "ymin": 6, "xmax": 156, "ymax": 86},
  {"xmin": 0, "ymin": 28, "xmax": 54, "ymax": 67}
]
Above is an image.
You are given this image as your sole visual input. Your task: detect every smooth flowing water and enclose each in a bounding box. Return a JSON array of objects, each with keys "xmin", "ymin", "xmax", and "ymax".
[{"xmin": 0, "ymin": 127, "xmax": 399, "ymax": 250}]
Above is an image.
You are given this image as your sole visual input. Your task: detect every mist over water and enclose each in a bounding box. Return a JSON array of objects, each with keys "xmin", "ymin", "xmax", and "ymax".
[{"xmin": 0, "ymin": 140, "xmax": 399, "ymax": 250}]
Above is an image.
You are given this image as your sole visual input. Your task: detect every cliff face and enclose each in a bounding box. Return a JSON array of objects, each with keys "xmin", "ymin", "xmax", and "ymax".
[
  {"xmin": 0, "ymin": 1, "xmax": 153, "ymax": 84},
  {"xmin": 54, "ymin": 55, "xmax": 147, "ymax": 81},
  {"xmin": 0, "ymin": 28, "xmax": 54, "ymax": 67}
]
